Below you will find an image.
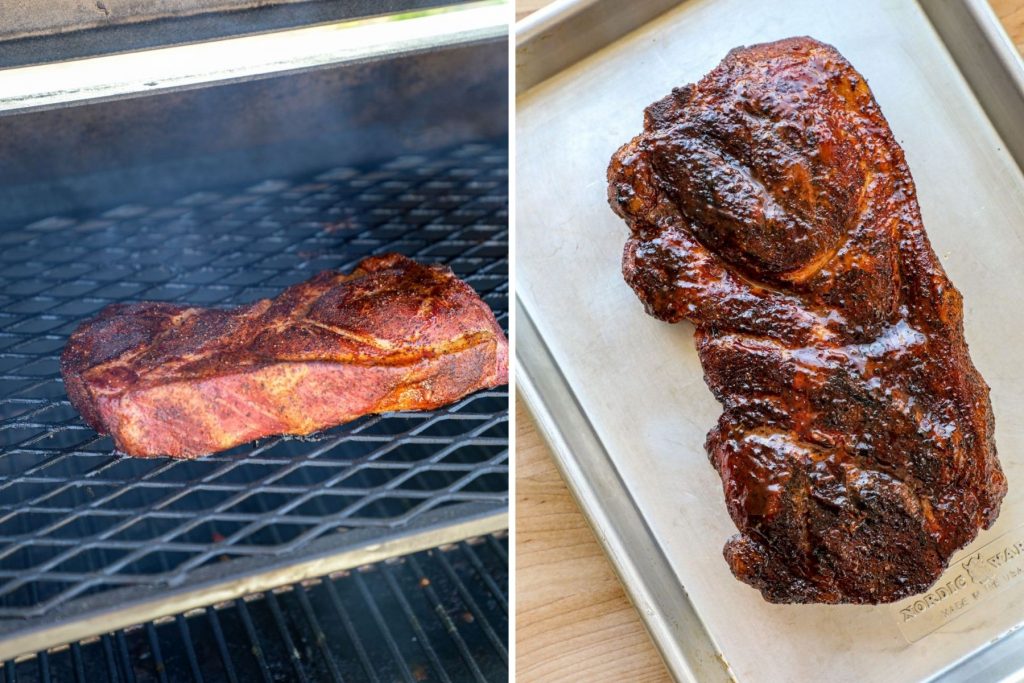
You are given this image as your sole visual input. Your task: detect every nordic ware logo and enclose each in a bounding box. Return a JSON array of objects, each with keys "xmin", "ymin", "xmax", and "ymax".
[
  {"xmin": 894, "ymin": 528, "xmax": 1024, "ymax": 642},
  {"xmin": 961, "ymin": 551, "xmax": 996, "ymax": 584}
]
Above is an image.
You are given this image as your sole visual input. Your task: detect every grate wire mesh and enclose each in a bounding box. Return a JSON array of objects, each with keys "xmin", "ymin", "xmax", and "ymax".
[
  {"xmin": 0, "ymin": 142, "xmax": 508, "ymax": 623},
  {"xmin": 1, "ymin": 533, "xmax": 509, "ymax": 682}
]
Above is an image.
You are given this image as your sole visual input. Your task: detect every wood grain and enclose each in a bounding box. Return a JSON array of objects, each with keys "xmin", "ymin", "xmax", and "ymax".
[
  {"xmin": 994, "ymin": 0, "xmax": 1024, "ymax": 47},
  {"xmin": 514, "ymin": 2, "xmax": 1024, "ymax": 682},
  {"xmin": 515, "ymin": 0, "xmax": 552, "ymax": 21},
  {"xmin": 515, "ymin": 396, "xmax": 671, "ymax": 683}
]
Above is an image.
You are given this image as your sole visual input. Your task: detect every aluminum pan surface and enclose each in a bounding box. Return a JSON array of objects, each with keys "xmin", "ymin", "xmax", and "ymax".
[{"xmin": 516, "ymin": 0, "xmax": 1024, "ymax": 681}]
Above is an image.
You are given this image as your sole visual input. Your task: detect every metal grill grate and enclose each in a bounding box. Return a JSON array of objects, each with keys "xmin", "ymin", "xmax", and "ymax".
[
  {"xmin": 0, "ymin": 142, "xmax": 508, "ymax": 627},
  {"xmin": 1, "ymin": 533, "xmax": 509, "ymax": 682}
]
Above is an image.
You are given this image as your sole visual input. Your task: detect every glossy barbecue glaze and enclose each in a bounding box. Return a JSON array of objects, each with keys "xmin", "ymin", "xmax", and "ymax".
[
  {"xmin": 607, "ymin": 37, "xmax": 1005, "ymax": 604},
  {"xmin": 62, "ymin": 254, "xmax": 509, "ymax": 458}
]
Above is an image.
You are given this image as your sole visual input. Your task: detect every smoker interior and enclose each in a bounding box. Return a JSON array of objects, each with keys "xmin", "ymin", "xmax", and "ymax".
[
  {"xmin": 1, "ymin": 533, "xmax": 509, "ymax": 682},
  {"xmin": 0, "ymin": 142, "xmax": 508, "ymax": 639}
]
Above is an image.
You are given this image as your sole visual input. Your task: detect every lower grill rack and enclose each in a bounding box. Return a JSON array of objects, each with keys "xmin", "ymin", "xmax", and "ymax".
[
  {"xmin": 1, "ymin": 533, "xmax": 509, "ymax": 683},
  {"xmin": 0, "ymin": 141, "xmax": 509, "ymax": 657}
]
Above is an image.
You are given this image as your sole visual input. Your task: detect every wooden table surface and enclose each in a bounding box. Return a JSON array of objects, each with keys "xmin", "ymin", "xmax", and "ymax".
[{"xmin": 514, "ymin": 1, "xmax": 1024, "ymax": 681}]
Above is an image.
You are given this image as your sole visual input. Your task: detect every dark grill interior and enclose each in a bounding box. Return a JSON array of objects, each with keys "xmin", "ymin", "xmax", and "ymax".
[
  {"xmin": 1, "ymin": 533, "xmax": 509, "ymax": 682},
  {"xmin": 0, "ymin": 142, "xmax": 508, "ymax": 620}
]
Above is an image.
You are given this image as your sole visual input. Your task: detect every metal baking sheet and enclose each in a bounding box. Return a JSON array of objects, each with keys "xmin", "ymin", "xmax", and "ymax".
[{"xmin": 515, "ymin": 0, "xmax": 1024, "ymax": 681}]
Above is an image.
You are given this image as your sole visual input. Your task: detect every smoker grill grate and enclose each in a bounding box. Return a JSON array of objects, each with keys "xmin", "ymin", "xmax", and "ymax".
[
  {"xmin": 1, "ymin": 533, "xmax": 509, "ymax": 682},
  {"xmin": 0, "ymin": 143, "xmax": 508, "ymax": 628}
]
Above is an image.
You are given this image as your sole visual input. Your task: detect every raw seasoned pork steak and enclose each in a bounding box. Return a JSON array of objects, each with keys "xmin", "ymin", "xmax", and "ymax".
[
  {"xmin": 62, "ymin": 254, "xmax": 508, "ymax": 458},
  {"xmin": 607, "ymin": 37, "xmax": 1005, "ymax": 603}
]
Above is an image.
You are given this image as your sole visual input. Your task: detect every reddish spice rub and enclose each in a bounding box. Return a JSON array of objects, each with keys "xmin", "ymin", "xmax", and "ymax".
[
  {"xmin": 607, "ymin": 37, "xmax": 1005, "ymax": 603},
  {"xmin": 61, "ymin": 254, "xmax": 508, "ymax": 458}
]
